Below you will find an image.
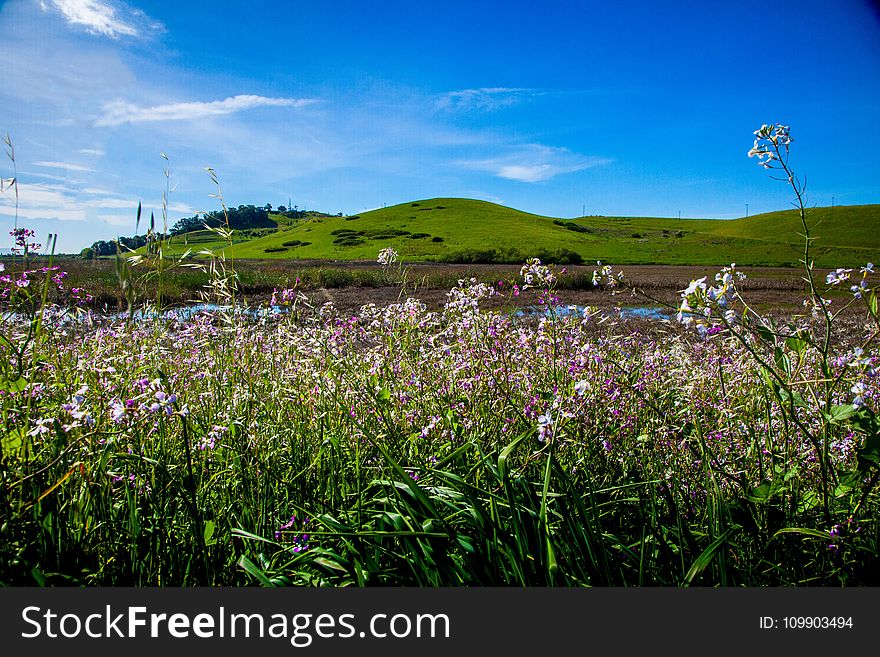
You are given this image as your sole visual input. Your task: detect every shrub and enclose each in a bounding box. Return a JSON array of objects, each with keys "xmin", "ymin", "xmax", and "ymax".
[
  {"xmin": 554, "ymin": 219, "xmax": 591, "ymax": 234},
  {"xmin": 363, "ymin": 229, "xmax": 410, "ymax": 239},
  {"xmin": 333, "ymin": 237, "xmax": 365, "ymax": 246}
]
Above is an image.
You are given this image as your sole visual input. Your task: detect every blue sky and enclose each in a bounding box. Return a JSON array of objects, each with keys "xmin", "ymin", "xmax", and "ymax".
[{"xmin": 1, "ymin": 0, "xmax": 878, "ymax": 253}]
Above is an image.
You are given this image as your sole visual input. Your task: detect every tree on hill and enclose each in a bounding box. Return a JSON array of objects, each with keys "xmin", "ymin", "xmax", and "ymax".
[
  {"xmin": 170, "ymin": 204, "xmax": 276, "ymax": 235},
  {"xmin": 83, "ymin": 202, "xmax": 320, "ymax": 256},
  {"xmin": 85, "ymin": 234, "xmax": 155, "ymax": 257}
]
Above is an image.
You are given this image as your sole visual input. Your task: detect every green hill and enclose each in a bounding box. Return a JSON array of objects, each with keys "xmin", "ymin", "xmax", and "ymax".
[{"xmin": 151, "ymin": 198, "xmax": 880, "ymax": 267}]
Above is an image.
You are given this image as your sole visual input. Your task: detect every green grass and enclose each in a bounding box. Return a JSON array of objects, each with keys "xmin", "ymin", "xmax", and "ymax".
[
  {"xmin": 4, "ymin": 218, "xmax": 880, "ymax": 587},
  {"xmin": 145, "ymin": 199, "xmax": 880, "ymax": 267},
  {"xmin": 3, "ymin": 266, "xmax": 879, "ymax": 586}
]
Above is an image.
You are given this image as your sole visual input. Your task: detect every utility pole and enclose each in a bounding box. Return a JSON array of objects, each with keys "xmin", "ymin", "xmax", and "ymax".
[
  {"xmin": 582, "ymin": 204, "xmax": 585, "ymax": 218},
  {"xmin": 678, "ymin": 210, "xmax": 681, "ymax": 220},
  {"xmin": 745, "ymin": 203, "xmax": 749, "ymax": 218}
]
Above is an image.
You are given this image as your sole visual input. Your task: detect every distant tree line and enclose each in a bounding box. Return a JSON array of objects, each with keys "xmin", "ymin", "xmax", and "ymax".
[
  {"xmin": 169, "ymin": 204, "xmax": 277, "ymax": 235},
  {"xmin": 437, "ymin": 247, "xmax": 585, "ymax": 265},
  {"xmin": 81, "ymin": 234, "xmax": 156, "ymax": 258},
  {"xmin": 82, "ymin": 204, "xmax": 313, "ymax": 257}
]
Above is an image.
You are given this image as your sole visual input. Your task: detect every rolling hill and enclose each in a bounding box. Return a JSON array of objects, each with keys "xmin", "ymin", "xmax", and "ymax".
[{"xmin": 149, "ymin": 199, "xmax": 880, "ymax": 267}]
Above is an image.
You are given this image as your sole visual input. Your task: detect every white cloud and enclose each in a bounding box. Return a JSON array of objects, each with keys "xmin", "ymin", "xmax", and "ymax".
[
  {"xmin": 0, "ymin": 2, "xmax": 136, "ymax": 106},
  {"xmin": 33, "ymin": 160, "xmax": 95, "ymax": 172},
  {"xmin": 95, "ymin": 94, "xmax": 317, "ymax": 127},
  {"xmin": 78, "ymin": 148, "xmax": 105, "ymax": 157},
  {"xmin": 0, "ymin": 181, "xmax": 148, "ymax": 226},
  {"xmin": 168, "ymin": 202, "xmax": 196, "ymax": 214},
  {"xmin": 0, "ymin": 181, "xmax": 87, "ymax": 221},
  {"xmin": 459, "ymin": 144, "xmax": 611, "ymax": 183},
  {"xmin": 21, "ymin": 171, "xmax": 71, "ymax": 183},
  {"xmin": 82, "ymin": 197, "xmax": 137, "ymax": 209},
  {"xmin": 44, "ymin": 0, "xmax": 163, "ymax": 39},
  {"xmin": 437, "ymin": 87, "xmax": 535, "ymax": 111}
]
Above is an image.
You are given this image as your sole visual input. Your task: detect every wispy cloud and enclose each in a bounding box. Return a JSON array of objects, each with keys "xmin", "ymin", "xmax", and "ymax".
[
  {"xmin": 95, "ymin": 94, "xmax": 317, "ymax": 127},
  {"xmin": 0, "ymin": 3, "xmax": 137, "ymax": 105},
  {"xmin": 43, "ymin": 0, "xmax": 164, "ymax": 39},
  {"xmin": 32, "ymin": 160, "xmax": 95, "ymax": 172},
  {"xmin": 78, "ymin": 148, "xmax": 105, "ymax": 157},
  {"xmin": 0, "ymin": 182, "xmax": 87, "ymax": 222},
  {"xmin": 81, "ymin": 196, "xmax": 137, "ymax": 209},
  {"xmin": 0, "ymin": 180, "xmax": 189, "ymax": 229},
  {"xmin": 437, "ymin": 87, "xmax": 535, "ymax": 111},
  {"xmin": 459, "ymin": 144, "xmax": 611, "ymax": 183}
]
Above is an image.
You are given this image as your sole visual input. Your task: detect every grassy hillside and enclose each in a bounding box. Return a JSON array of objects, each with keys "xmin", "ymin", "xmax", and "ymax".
[
  {"xmin": 708, "ymin": 204, "xmax": 879, "ymax": 247},
  {"xmin": 149, "ymin": 199, "xmax": 880, "ymax": 267}
]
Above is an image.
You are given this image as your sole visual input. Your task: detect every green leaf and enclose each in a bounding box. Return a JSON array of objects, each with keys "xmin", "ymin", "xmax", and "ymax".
[
  {"xmin": 834, "ymin": 471, "xmax": 862, "ymax": 498},
  {"xmin": 1, "ymin": 428, "xmax": 25, "ymax": 454},
  {"xmin": 827, "ymin": 404, "xmax": 857, "ymax": 423},
  {"xmin": 785, "ymin": 335, "xmax": 808, "ymax": 357},
  {"xmin": 779, "ymin": 387, "xmax": 807, "ymax": 408},
  {"xmin": 851, "ymin": 408, "xmax": 880, "ymax": 436},
  {"xmin": 312, "ymin": 556, "xmax": 349, "ymax": 573},
  {"xmin": 236, "ymin": 555, "xmax": 275, "ymax": 587},
  {"xmin": 781, "ymin": 465, "xmax": 800, "ymax": 483},
  {"xmin": 681, "ymin": 526, "xmax": 740, "ymax": 587},
  {"xmin": 797, "ymin": 490, "xmax": 821, "ymax": 512},
  {"xmin": 857, "ymin": 433, "xmax": 880, "ymax": 471},
  {"xmin": 203, "ymin": 520, "xmax": 216, "ymax": 546},
  {"xmin": 434, "ymin": 442, "xmax": 474, "ymax": 469},
  {"xmin": 747, "ymin": 482, "xmax": 772, "ymax": 502},
  {"xmin": 0, "ymin": 375, "xmax": 27, "ymax": 393},
  {"xmin": 231, "ymin": 527, "xmax": 278, "ymax": 545},
  {"xmin": 498, "ymin": 430, "xmax": 531, "ymax": 482},
  {"xmin": 456, "ymin": 535, "xmax": 476, "ymax": 553},
  {"xmin": 774, "ymin": 347, "xmax": 791, "ymax": 377},
  {"xmin": 772, "ymin": 527, "xmax": 829, "ymax": 541},
  {"xmin": 373, "ymin": 442, "xmax": 436, "ymax": 513},
  {"xmin": 376, "ymin": 387, "xmax": 391, "ymax": 403}
]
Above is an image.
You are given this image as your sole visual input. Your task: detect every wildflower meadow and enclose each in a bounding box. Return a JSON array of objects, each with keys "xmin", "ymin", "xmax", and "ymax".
[{"xmin": 0, "ymin": 126, "xmax": 878, "ymax": 586}]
